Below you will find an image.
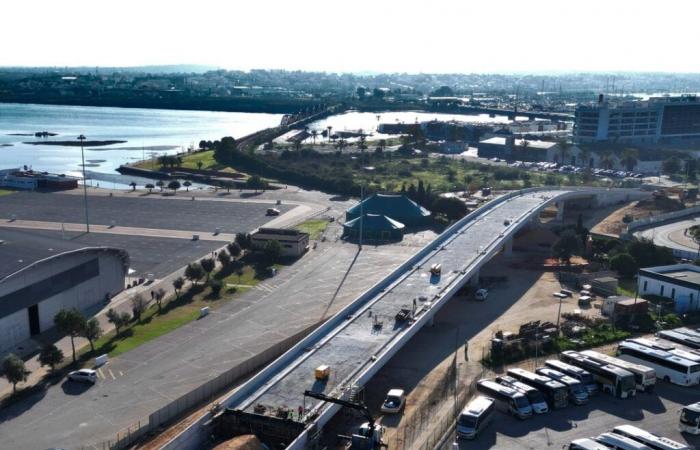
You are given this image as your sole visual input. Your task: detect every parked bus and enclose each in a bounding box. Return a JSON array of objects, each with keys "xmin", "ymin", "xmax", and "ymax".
[
  {"xmin": 630, "ymin": 338, "xmax": 700, "ymax": 364},
  {"xmin": 657, "ymin": 330, "xmax": 700, "ymax": 350},
  {"xmin": 495, "ymin": 375, "xmax": 549, "ymax": 414},
  {"xmin": 535, "ymin": 367, "xmax": 589, "ymax": 405},
  {"xmin": 456, "ymin": 395, "xmax": 495, "ymax": 440},
  {"xmin": 545, "ymin": 359, "xmax": 598, "ymax": 395},
  {"xmin": 595, "ymin": 432, "xmax": 653, "ymax": 450},
  {"xmin": 674, "ymin": 327, "xmax": 700, "ymax": 341},
  {"xmin": 612, "ymin": 424, "xmax": 690, "ymax": 450},
  {"xmin": 580, "ymin": 349, "xmax": 656, "ymax": 392},
  {"xmin": 506, "ymin": 368, "xmax": 568, "ymax": 409},
  {"xmin": 560, "ymin": 350, "xmax": 636, "ymax": 398},
  {"xmin": 679, "ymin": 402, "xmax": 700, "ymax": 435},
  {"xmin": 568, "ymin": 438, "xmax": 619, "ymax": 450},
  {"xmin": 476, "ymin": 379, "xmax": 532, "ymax": 419},
  {"xmin": 616, "ymin": 341, "xmax": 700, "ymax": 386}
]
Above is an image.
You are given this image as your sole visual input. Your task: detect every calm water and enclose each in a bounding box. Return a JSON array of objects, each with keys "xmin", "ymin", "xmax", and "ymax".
[{"xmin": 0, "ymin": 103, "xmax": 283, "ymax": 178}]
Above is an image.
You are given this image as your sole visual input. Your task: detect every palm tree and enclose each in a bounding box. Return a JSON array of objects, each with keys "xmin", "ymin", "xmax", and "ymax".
[
  {"xmin": 129, "ymin": 181, "xmax": 137, "ymax": 191},
  {"xmin": 145, "ymin": 183, "xmax": 155, "ymax": 193},
  {"xmin": 183, "ymin": 180, "xmax": 192, "ymax": 192},
  {"xmin": 156, "ymin": 180, "xmax": 165, "ymax": 191},
  {"xmin": 620, "ymin": 148, "xmax": 639, "ymax": 171},
  {"xmin": 311, "ymin": 130, "xmax": 318, "ymax": 145},
  {"xmin": 599, "ymin": 151, "xmax": 616, "ymax": 170},
  {"xmin": 557, "ymin": 139, "xmax": 571, "ymax": 165},
  {"xmin": 336, "ymin": 139, "xmax": 347, "ymax": 152}
]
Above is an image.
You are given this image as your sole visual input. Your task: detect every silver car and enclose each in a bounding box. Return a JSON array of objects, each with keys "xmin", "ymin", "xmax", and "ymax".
[{"xmin": 68, "ymin": 369, "xmax": 97, "ymax": 384}]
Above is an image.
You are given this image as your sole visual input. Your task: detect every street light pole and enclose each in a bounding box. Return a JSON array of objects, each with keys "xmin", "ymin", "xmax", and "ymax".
[
  {"xmin": 78, "ymin": 134, "xmax": 90, "ymax": 233},
  {"xmin": 359, "ymin": 185, "xmax": 364, "ymax": 249}
]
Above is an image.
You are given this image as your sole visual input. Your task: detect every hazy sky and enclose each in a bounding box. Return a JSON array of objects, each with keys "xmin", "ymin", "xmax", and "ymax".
[{"xmin": 2, "ymin": 0, "xmax": 698, "ymax": 74}]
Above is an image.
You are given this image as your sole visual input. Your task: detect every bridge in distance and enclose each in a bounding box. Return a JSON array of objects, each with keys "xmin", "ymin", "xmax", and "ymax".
[{"xmin": 164, "ymin": 187, "xmax": 647, "ymax": 450}]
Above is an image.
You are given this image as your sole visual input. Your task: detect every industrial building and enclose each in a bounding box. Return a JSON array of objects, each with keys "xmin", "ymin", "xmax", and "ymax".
[
  {"xmin": 346, "ymin": 193, "xmax": 431, "ymax": 227},
  {"xmin": 0, "ymin": 168, "xmax": 79, "ymax": 190},
  {"xmin": 574, "ymin": 95, "xmax": 700, "ymax": 144},
  {"xmin": 251, "ymin": 228, "xmax": 310, "ymax": 258},
  {"xmin": 638, "ymin": 264, "xmax": 700, "ymax": 313},
  {"xmin": 0, "ymin": 228, "xmax": 128, "ymax": 355},
  {"xmin": 478, "ymin": 136, "xmax": 561, "ymax": 163},
  {"xmin": 342, "ymin": 213, "xmax": 405, "ymax": 241}
]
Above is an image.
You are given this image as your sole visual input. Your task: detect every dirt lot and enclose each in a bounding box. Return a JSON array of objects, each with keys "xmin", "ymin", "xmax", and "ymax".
[{"xmin": 591, "ymin": 195, "xmax": 686, "ymax": 237}]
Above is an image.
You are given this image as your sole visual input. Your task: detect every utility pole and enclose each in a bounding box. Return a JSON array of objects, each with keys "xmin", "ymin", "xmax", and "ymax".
[
  {"xmin": 78, "ymin": 134, "xmax": 90, "ymax": 233},
  {"xmin": 359, "ymin": 185, "xmax": 364, "ymax": 249}
]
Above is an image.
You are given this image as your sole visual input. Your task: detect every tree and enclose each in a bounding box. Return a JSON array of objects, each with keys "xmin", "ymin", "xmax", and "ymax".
[
  {"xmin": 431, "ymin": 197, "xmax": 468, "ymax": 220},
  {"xmin": 245, "ymin": 175, "xmax": 267, "ymax": 192},
  {"xmin": 227, "ymin": 241, "xmax": 242, "ymax": 258},
  {"xmin": 172, "ymin": 277, "xmax": 185, "ymax": 298},
  {"xmin": 235, "ymin": 233, "xmax": 252, "ymax": 250},
  {"xmin": 556, "ymin": 139, "xmax": 571, "ymax": 164},
  {"xmin": 196, "ymin": 160, "xmax": 204, "ymax": 170},
  {"xmin": 154, "ymin": 288, "xmax": 166, "ymax": 312},
  {"xmin": 106, "ymin": 308, "xmax": 123, "ymax": 336},
  {"xmin": 2, "ymin": 354, "xmax": 28, "ymax": 393},
  {"xmin": 54, "ymin": 309, "xmax": 86, "ymax": 363},
  {"xmin": 145, "ymin": 183, "xmax": 155, "ymax": 193},
  {"xmin": 552, "ymin": 230, "xmax": 580, "ymax": 264},
  {"xmin": 168, "ymin": 180, "xmax": 181, "ymax": 193},
  {"xmin": 627, "ymin": 238, "xmax": 675, "ymax": 268},
  {"xmin": 263, "ymin": 239, "xmax": 282, "ymax": 264},
  {"xmin": 185, "ymin": 263, "xmax": 205, "ymax": 285},
  {"xmin": 156, "ymin": 180, "xmax": 165, "ymax": 191},
  {"xmin": 218, "ymin": 250, "xmax": 232, "ymax": 267},
  {"xmin": 579, "ymin": 146, "xmax": 592, "ymax": 168},
  {"xmin": 38, "ymin": 344, "xmax": 64, "ymax": 372},
  {"xmin": 620, "ymin": 148, "xmax": 639, "ymax": 171},
  {"xmin": 663, "ymin": 156, "xmax": 682, "ymax": 175},
  {"xmin": 81, "ymin": 318, "xmax": 102, "ymax": 353},
  {"xmin": 610, "ymin": 253, "xmax": 638, "ymax": 278},
  {"xmin": 599, "ymin": 151, "xmax": 616, "ymax": 170},
  {"xmin": 209, "ymin": 279, "xmax": 223, "ymax": 297},
  {"xmin": 201, "ymin": 257, "xmax": 216, "ymax": 281},
  {"xmin": 183, "ymin": 180, "xmax": 192, "ymax": 192},
  {"xmin": 129, "ymin": 181, "xmax": 137, "ymax": 191},
  {"xmin": 131, "ymin": 294, "xmax": 148, "ymax": 323}
]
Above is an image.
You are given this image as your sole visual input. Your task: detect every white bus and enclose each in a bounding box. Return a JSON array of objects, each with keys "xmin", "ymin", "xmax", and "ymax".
[
  {"xmin": 617, "ymin": 341, "xmax": 700, "ymax": 386},
  {"xmin": 612, "ymin": 424, "xmax": 690, "ymax": 450},
  {"xmin": 545, "ymin": 359, "xmax": 598, "ymax": 395},
  {"xmin": 568, "ymin": 438, "xmax": 614, "ymax": 450},
  {"xmin": 580, "ymin": 349, "xmax": 656, "ymax": 392},
  {"xmin": 657, "ymin": 330, "xmax": 700, "ymax": 350},
  {"xmin": 507, "ymin": 368, "xmax": 569, "ymax": 409},
  {"xmin": 456, "ymin": 395, "xmax": 495, "ymax": 440},
  {"xmin": 560, "ymin": 351, "xmax": 636, "ymax": 398},
  {"xmin": 679, "ymin": 402, "xmax": 700, "ymax": 435},
  {"xmin": 535, "ymin": 367, "xmax": 589, "ymax": 405},
  {"xmin": 630, "ymin": 338, "xmax": 700, "ymax": 365},
  {"xmin": 595, "ymin": 432, "xmax": 653, "ymax": 450},
  {"xmin": 495, "ymin": 375, "xmax": 549, "ymax": 414},
  {"xmin": 476, "ymin": 379, "xmax": 532, "ymax": 419},
  {"xmin": 674, "ymin": 327, "xmax": 700, "ymax": 341}
]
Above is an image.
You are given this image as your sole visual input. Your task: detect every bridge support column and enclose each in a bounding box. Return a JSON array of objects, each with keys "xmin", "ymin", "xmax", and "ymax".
[
  {"xmin": 556, "ymin": 201, "xmax": 565, "ymax": 222},
  {"xmin": 469, "ymin": 269, "xmax": 480, "ymax": 287},
  {"xmin": 503, "ymin": 238, "xmax": 513, "ymax": 258},
  {"xmin": 425, "ymin": 314, "xmax": 435, "ymax": 327}
]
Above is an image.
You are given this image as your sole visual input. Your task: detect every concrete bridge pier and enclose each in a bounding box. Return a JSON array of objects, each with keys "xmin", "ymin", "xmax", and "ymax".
[
  {"xmin": 503, "ymin": 238, "xmax": 513, "ymax": 258},
  {"xmin": 556, "ymin": 201, "xmax": 565, "ymax": 222},
  {"xmin": 469, "ymin": 269, "xmax": 480, "ymax": 286}
]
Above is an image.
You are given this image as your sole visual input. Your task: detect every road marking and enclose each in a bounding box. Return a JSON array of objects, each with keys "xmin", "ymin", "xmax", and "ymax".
[
  {"xmin": 119, "ymin": 371, "xmax": 124, "ymax": 376},
  {"xmin": 97, "ymin": 368, "xmax": 105, "ymax": 380},
  {"xmin": 108, "ymin": 369, "xmax": 116, "ymax": 380}
]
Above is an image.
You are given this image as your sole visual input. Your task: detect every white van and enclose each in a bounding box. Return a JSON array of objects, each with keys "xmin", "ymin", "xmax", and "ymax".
[{"xmin": 456, "ymin": 395, "xmax": 495, "ymax": 440}]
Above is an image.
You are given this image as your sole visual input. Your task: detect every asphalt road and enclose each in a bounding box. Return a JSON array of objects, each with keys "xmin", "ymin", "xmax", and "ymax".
[
  {"xmin": 0, "ymin": 192, "xmax": 291, "ymax": 234},
  {"xmin": 0, "ymin": 241, "xmax": 417, "ymax": 450},
  {"xmin": 636, "ymin": 217, "xmax": 700, "ymax": 255},
  {"xmin": 441, "ymin": 382, "xmax": 700, "ymax": 450}
]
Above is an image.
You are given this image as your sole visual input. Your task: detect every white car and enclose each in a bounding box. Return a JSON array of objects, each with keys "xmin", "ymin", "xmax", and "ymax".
[
  {"xmin": 475, "ymin": 289, "xmax": 489, "ymax": 301},
  {"xmin": 68, "ymin": 369, "xmax": 97, "ymax": 384},
  {"xmin": 380, "ymin": 389, "xmax": 405, "ymax": 414}
]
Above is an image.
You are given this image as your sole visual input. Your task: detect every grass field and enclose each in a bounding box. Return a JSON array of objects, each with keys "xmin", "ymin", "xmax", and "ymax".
[
  {"xmin": 294, "ymin": 219, "xmax": 330, "ymax": 240},
  {"xmin": 0, "ymin": 189, "xmax": 15, "ymax": 196},
  {"xmin": 133, "ymin": 150, "xmax": 239, "ymax": 174},
  {"xmin": 618, "ymin": 277, "xmax": 637, "ymax": 297}
]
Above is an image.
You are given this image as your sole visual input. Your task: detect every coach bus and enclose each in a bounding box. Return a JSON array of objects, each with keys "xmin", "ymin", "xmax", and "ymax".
[
  {"xmin": 580, "ymin": 349, "xmax": 656, "ymax": 392},
  {"xmin": 545, "ymin": 359, "xmax": 598, "ymax": 395},
  {"xmin": 657, "ymin": 330, "xmax": 700, "ymax": 350},
  {"xmin": 679, "ymin": 402, "xmax": 700, "ymax": 435},
  {"xmin": 506, "ymin": 368, "xmax": 568, "ymax": 409},
  {"xmin": 617, "ymin": 341, "xmax": 700, "ymax": 386},
  {"xmin": 612, "ymin": 424, "xmax": 690, "ymax": 450},
  {"xmin": 560, "ymin": 350, "xmax": 636, "ymax": 398},
  {"xmin": 476, "ymin": 379, "xmax": 532, "ymax": 419}
]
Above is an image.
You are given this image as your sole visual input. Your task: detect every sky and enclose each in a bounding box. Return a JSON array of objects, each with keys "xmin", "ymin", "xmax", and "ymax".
[{"xmin": 2, "ymin": 0, "xmax": 698, "ymax": 74}]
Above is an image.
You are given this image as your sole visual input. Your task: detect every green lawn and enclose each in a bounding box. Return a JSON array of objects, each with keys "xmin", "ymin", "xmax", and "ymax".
[
  {"xmin": 295, "ymin": 219, "xmax": 330, "ymax": 240},
  {"xmin": 0, "ymin": 189, "xmax": 15, "ymax": 196},
  {"xmin": 618, "ymin": 278, "xmax": 637, "ymax": 297}
]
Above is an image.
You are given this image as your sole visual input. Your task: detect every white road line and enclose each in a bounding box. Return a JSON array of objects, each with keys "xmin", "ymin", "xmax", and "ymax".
[
  {"xmin": 97, "ymin": 368, "xmax": 105, "ymax": 380},
  {"xmin": 108, "ymin": 369, "xmax": 116, "ymax": 380}
]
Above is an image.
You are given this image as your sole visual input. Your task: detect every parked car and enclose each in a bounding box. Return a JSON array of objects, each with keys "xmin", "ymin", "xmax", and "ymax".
[
  {"xmin": 475, "ymin": 288, "xmax": 489, "ymax": 301},
  {"xmin": 380, "ymin": 389, "xmax": 405, "ymax": 414},
  {"xmin": 68, "ymin": 369, "xmax": 97, "ymax": 384},
  {"xmin": 266, "ymin": 208, "xmax": 280, "ymax": 216}
]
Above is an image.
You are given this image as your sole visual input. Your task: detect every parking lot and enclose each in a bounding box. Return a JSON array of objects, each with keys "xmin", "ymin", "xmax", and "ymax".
[{"xmin": 444, "ymin": 381, "xmax": 700, "ymax": 449}]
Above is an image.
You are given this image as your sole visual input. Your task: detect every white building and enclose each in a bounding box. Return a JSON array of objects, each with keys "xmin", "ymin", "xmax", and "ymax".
[
  {"xmin": 0, "ymin": 229, "xmax": 128, "ymax": 355},
  {"xmin": 638, "ymin": 264, "xmax": 700, "ymax": 313}
]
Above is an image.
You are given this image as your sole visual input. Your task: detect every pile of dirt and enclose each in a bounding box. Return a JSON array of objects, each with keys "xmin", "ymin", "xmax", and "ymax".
[{"xmin": 213, "ymin": 434, "xmax": 266, "ymax": 450}]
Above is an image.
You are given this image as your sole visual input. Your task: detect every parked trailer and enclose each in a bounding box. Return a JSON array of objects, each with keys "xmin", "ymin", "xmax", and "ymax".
[
  {"xmin": 560, "ymin": 350, "xmax": 636, "ymax": 398},
  {"xmin": 580, "ymin": 349, "xmax": 656, "ymax": 393}
]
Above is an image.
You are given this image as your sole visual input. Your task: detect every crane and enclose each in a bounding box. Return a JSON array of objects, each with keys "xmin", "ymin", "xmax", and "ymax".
[{"xmin": 303, "ymin": 390, "xmax": 385, "ymax": 449}]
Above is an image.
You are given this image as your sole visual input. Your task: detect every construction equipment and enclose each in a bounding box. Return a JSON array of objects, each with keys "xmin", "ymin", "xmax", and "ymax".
[{"xmin": 303, "ymin": 390, "xmax": 386, "ymax": 450}]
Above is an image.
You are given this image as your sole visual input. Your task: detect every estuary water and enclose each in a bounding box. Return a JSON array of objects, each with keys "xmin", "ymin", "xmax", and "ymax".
[{"xmin": 0, "ymin": 103, "xmax": 283, "ymax": 180}]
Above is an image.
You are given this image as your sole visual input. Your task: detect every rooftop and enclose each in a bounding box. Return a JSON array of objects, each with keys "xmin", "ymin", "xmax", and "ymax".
[
  {"xmin": 640, "ymin": 264, "xmax": 700, "ymax": 287},
  {"xmin": 479, "ymin": 137, "xmax": 557, "ymax": 150}
]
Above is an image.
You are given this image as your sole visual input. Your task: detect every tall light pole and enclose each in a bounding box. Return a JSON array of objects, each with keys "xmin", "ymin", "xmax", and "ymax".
[
  {"xmin": 78, "ymin": 134, "xmax": 90, "ymax": 233},
  {"xmin": 359, "ymin": 185, "xmax": 364, "ymax": 250}
]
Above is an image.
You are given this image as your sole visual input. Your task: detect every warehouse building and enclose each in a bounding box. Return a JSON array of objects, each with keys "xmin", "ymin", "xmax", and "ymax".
[
  {"xmin": 346, "ymin": 193, "xmax": 431, "ymax": 227},
  {"xmin": 638, "ymin": 264, "xmax": 700, "ymax": 313},
  {"xmin": 0, "ymin": 229, "xmax": 128, "ymax": 355},
  {"xmin": 251, "ymin": 228, "xmax": 310, "ymax": 258}
]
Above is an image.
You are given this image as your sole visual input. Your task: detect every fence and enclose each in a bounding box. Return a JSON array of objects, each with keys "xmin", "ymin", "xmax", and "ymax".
[{"xmin": 86, "ymin": 322, "xmax": 322, "ymax": 450}]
